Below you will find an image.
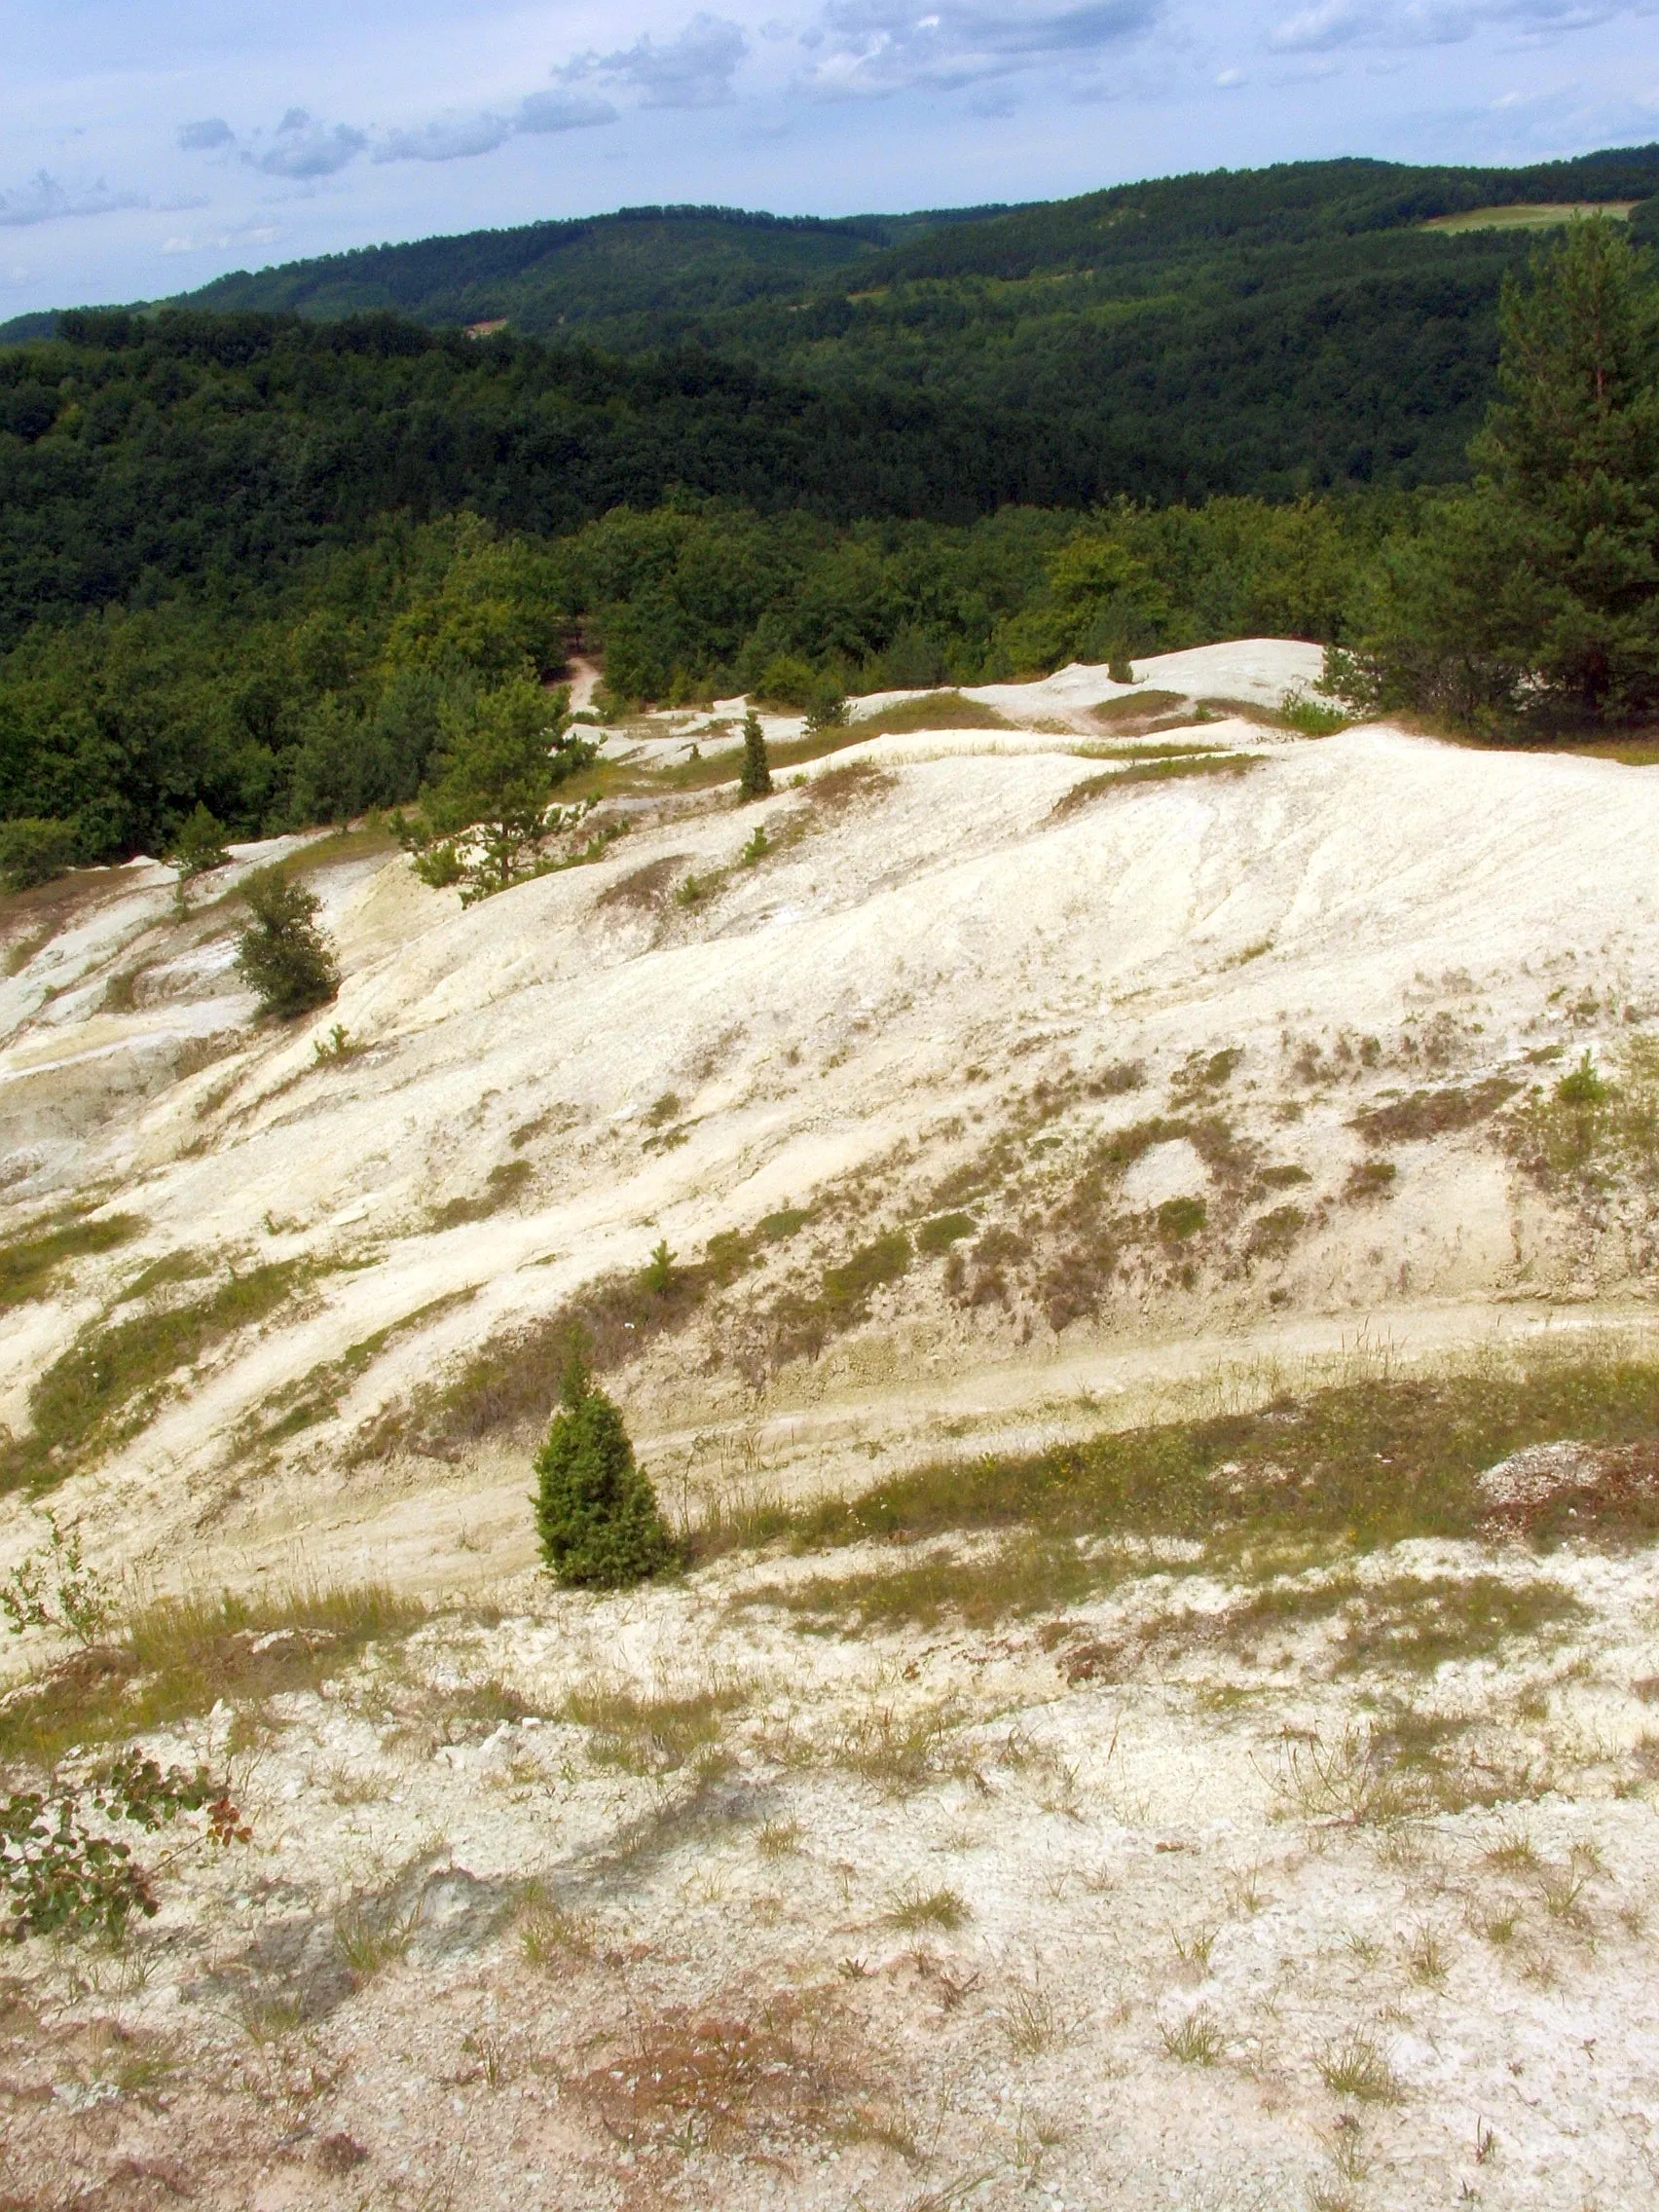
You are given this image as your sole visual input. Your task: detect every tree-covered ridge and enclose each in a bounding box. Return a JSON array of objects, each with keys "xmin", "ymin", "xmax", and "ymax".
[
  {"xmin": 10, "ymin": 148, "xmax": 1649, "ymax": 499},
  {"xmin": 0, "ymin": 310, "xmax": 1077, "ymax": 646}
]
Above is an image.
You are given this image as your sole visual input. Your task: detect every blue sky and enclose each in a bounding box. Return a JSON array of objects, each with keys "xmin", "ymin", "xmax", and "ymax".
[{"xmin": 2, "ymin": 0, "xmax": 1656, "ymax": 313}]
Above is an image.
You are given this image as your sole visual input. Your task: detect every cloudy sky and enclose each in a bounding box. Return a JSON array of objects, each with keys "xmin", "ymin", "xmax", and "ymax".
[{"xmin": 2, "ymin": 0, "xmax": 1655, "ymax": 313}]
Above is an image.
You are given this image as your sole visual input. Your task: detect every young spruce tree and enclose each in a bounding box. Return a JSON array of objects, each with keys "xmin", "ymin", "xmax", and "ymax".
[
  {"xmin": 739, "ymin": 710, "xmax": 772, "ymax": 799},
  {"xmin": 534, "ymin": 1343, "xmax": 674, "ymax": 1588}
]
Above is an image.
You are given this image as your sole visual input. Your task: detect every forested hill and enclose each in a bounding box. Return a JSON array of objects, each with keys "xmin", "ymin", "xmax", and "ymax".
[{"xmin": 7, "ymin": 147, "xmax": 1657, "ymax": 497}]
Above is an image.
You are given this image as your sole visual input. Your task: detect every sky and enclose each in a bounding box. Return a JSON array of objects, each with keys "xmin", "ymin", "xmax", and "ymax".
[{"xmin": 2, "ymin": 0, "xmax": 1656, "ymax": 314}]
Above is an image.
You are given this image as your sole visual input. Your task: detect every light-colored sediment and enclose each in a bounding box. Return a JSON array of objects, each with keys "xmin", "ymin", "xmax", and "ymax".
[{"xmin": 2, "ymin": 641, "xmax": 1657, "ymax": 2210}]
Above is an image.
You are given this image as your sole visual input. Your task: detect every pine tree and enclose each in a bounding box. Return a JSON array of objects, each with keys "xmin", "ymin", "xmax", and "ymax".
[
  {"xmin": 405, "ymin": 673, "xmax": 596, "ymax": 901},
  {"xmin": 1334, "ymin": 219, "xmax": 1659, "ymax": 727},
  {"xmin": 236, "ymin": 866, "xmax": 340, "ymax": 1019},
  {"xmin": 533, "ymin": 1345, "xmax": 674, "ymax": 1589},
  {"xmin": 739, "ymin": 711, "xmax": 772, "ymax": 800}
]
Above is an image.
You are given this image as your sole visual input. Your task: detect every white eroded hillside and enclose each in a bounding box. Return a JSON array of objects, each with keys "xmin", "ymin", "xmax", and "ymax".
[
  {"xmin": 4, "ymin": 644, "xmax": 1659, "ymax": 2212},
  {"xmin": 1, "ymin": 640, "xmax": 1653, "ymax": 1592}
]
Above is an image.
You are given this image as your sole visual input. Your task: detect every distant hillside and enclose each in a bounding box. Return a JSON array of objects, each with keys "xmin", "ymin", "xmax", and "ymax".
[
  {"xmin": 8, "ymin": 147, "xmax": 1656, "ymax": 496},
  {"xmin": 154, "ymin": 148, "xmax": 1659, "ymax": 350}
]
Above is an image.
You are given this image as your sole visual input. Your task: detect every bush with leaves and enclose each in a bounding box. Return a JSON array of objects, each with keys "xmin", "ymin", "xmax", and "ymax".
[
  {"xmin": 2, "ymin": 1752, "xmax": 249, "ymax": 1943},
  {"xmin": 0, "ymin": 1513, "xmax": 114, "ymax": 1645},
  {"xmin": 0, "ymin": 817, "xmax": 78, "ymax": 894},
  {"xmin": 168, "ymin": 803, "xmax": 231, "ymax": 879},
  {"xmin": 236, "ymin": 866, "xmax": 341, "ymax": 1018},
  {"xmin": 803, "ymin": 682, "xmax": 848, "ymax": 736},
  {"xmin": 738, "ymin": 710, "xmax": 772, "ymax": 800},
  {"xmin": 534, "ymin": 1344, "xmax": 675, "ymax": 1588}
]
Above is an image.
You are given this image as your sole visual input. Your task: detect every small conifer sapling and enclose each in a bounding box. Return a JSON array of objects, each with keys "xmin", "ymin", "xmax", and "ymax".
[
  {"xmin": 533, "ymin": 1343, "xmax": 674, "ymax": 1588},
  {"xmin": 739, "ymin": 711, "xmax": 772, "ymax": 800}
]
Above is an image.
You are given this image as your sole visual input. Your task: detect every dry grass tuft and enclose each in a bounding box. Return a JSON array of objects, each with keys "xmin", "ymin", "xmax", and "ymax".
[
  {"xmin": 883, "ymin": 1884, "xmax": 970, "ymax": 1933},
  {"xmin": 0, "ymin": 1578, "xmax": 423, "ymax": 1768},
  {"xmin": 564, "ymin": 1676, "xmax": 748, "ymax": 1775},
  {"xmin": 1316, "ymin": 2030, "xmax": 1406, "ymax": 2104}
]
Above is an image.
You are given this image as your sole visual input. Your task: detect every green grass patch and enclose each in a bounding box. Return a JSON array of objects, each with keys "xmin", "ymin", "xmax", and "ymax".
[
  {"xmin": 915, "ymin": 1211, "xmax": 977, "ymax": 1255},
  {"xmin": 850, "ymin": 691, "xmax": 1012, "ymax": 736},
  {"xmin": 701, "ymin": 1349, "xmax": 1659, "ymax": 1569},
  {"xmin": 1333, "ymin": 1572, "xmax": 1585, "ymax": 1673},
  {"xmin": 4, "ymin": 1259, "xmax": 313, "ymax": 1493},
  {"xmin": 1351, "ymin": 1076, "xmax": 1519, "ymax": 1143},
  {"xmin": 0, "ymin": 1579, "xmax": 424, "ymax": 1768},
  {"xmin": 768, "ymin": 1230, "xmax": 913, "ymax": 1364},
  {"xmin": 1423, "ymin": 201, "xmax": 1635, "ymax": 233},
  {"xmin": 1502, "ymin": 1035, "xmax": 1659, "ymax": 1193},
  {"xmin": 1090, "ymin": 689, "xmax": 1187, "ymax": 723},
  {"xmin": 0, "ymin": 1213, "xmax": 143, "ymax": 1310},
  {"xmin": 1052, "ymin": 753, "xmax": 1259, "ymax": 816},
  {"xmin": 738, "ymin": 1533, "xmax": 1108, "ymax": 1635},
  {"xmin": 426, "ymin": 1157, "xmax": 535, "ymax": 1231}
]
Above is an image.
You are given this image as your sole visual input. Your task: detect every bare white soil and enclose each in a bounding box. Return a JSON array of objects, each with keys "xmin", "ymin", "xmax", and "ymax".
[{"xmin": 3, "ymin": 642, "xmax": 1659, "ymax": 2210}]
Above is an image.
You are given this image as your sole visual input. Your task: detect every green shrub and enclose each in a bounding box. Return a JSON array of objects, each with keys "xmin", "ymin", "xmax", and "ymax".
[
  {"xmin": 169, "ymin": 804, "xmax": 231, "ymax": 877},
  {"xmin": 803, "ymin": 682, "xmax": 848, "ymax": 735},
  {"xmin": 236, "ymin": 866, "xmax": 340, "ymax": 1018},
  {"xmin": 1556, "ymin": 1051, "xmax": 1608, "ymax": 1106},
  {"xmin": 0, "ymin": 818, "xmax": 78, "ymax": 893},
  {"xmin": 534, "ymin": 1348, "xmax": 674, "ymax": 1589},
  {"xmin": 1156, "ymin": 1196, "xmax": 1207, "ymax": 1241},
  {"xmin": 739, "ymin": 711, "xmax": 772, "ymax": 799},
  {"xmin": 916, "ymin": 1212, "xmax": 977, "ymax": 1254}
]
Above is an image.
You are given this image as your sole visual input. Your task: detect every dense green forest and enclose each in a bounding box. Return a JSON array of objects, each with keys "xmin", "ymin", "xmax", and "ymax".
[
  {"xmin": 10, "ymin": 148, "xmax": 1659, "ymax": 495},
  {"xmin": 1, "ymin": 154, "xmax": 1655, "ymax": 873}
]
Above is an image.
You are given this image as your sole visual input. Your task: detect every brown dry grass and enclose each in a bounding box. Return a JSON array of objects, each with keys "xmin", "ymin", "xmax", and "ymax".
[
  {"xmin": 571, "ymin": 1989, "xmax": 849, "ymax": 2157},
  {"xmin": 0, "ymin": 1580, "xmax": 424, "ymax": 1768}
]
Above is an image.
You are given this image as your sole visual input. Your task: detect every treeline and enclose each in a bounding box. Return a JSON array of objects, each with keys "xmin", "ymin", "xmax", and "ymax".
[
  {"xmin": 2, "ymin": 217, "xmax": 1654, "ymax": 869},
  {"xmin": 0, "ymin": 307, "xmax": 1079, "ymax": 648},
  {"xmin": 0, "ymin": 493, "xmax": 1390, "ymax": 856}
]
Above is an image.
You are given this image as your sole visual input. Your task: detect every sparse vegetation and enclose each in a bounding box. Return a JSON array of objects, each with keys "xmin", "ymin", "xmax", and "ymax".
[
  {"xmin": 702, "ymin": 1347, "xmax": 1659, "ymax": 1566},
  {"xmin": 884, "ymin": 1884, "xmax": 970, "ymax": 1932},
  {"xmin": 563, "ymin": 1677, "xmax": 745, "ymax": 1773},
  {"xmin": 1317, "ymin": 2030, "xmax": 1405, "ymax": 2104},
  {"xmin": 3, "ymin": 1256, "xmax": 313, "ymax": 1492},
  {"xmin": 1161, "ymin": 2007, "xmax": 1225, "ymax": 2064},
  {"xmin": 0, "ymin": 1512, "xmax": 115, "ymax": 1643},
  {"xmin": 0, "ymin": 1211, "xmax": 141, "ymax": 1310},
  {"xmin": 0, "ymin": 1579, "xmax": 422, "ymax": 1769},
  {"xmin": 1350, "ymin": 1077, "xmax": 1518, "ymax": 1143}
]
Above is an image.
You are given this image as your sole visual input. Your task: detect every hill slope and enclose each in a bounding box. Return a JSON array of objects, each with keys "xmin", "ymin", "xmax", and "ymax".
[{"xmin": 5, "ymin": 659, "xmax": 1659, "ymax": 2209}]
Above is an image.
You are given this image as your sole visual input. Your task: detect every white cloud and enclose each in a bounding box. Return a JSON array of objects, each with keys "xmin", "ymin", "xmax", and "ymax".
[
  {"xmin": 1267, "ymin": 0, "xmax": 1639, "ymax": 49},
  {"xmin": 255, "ymin": 110, "xmax": 369, "ymax": 179},
  {"xmin": 374, "ymin": 114, "xmax": 515, "ymax": 164},
  {"xmin": 798, "ymin": 0, "xmax": 1161, "ymax": 98},
  {"xmin": 0, "ymin": 170, "xmax": 147, "ymax": 228},
  {"xmin": 517, "ymin": 92, "xmax": 620, "ymax": 132},
  {"xmin": 559, "ymin": 13, "xmax": 751, "ymax": 109}
]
